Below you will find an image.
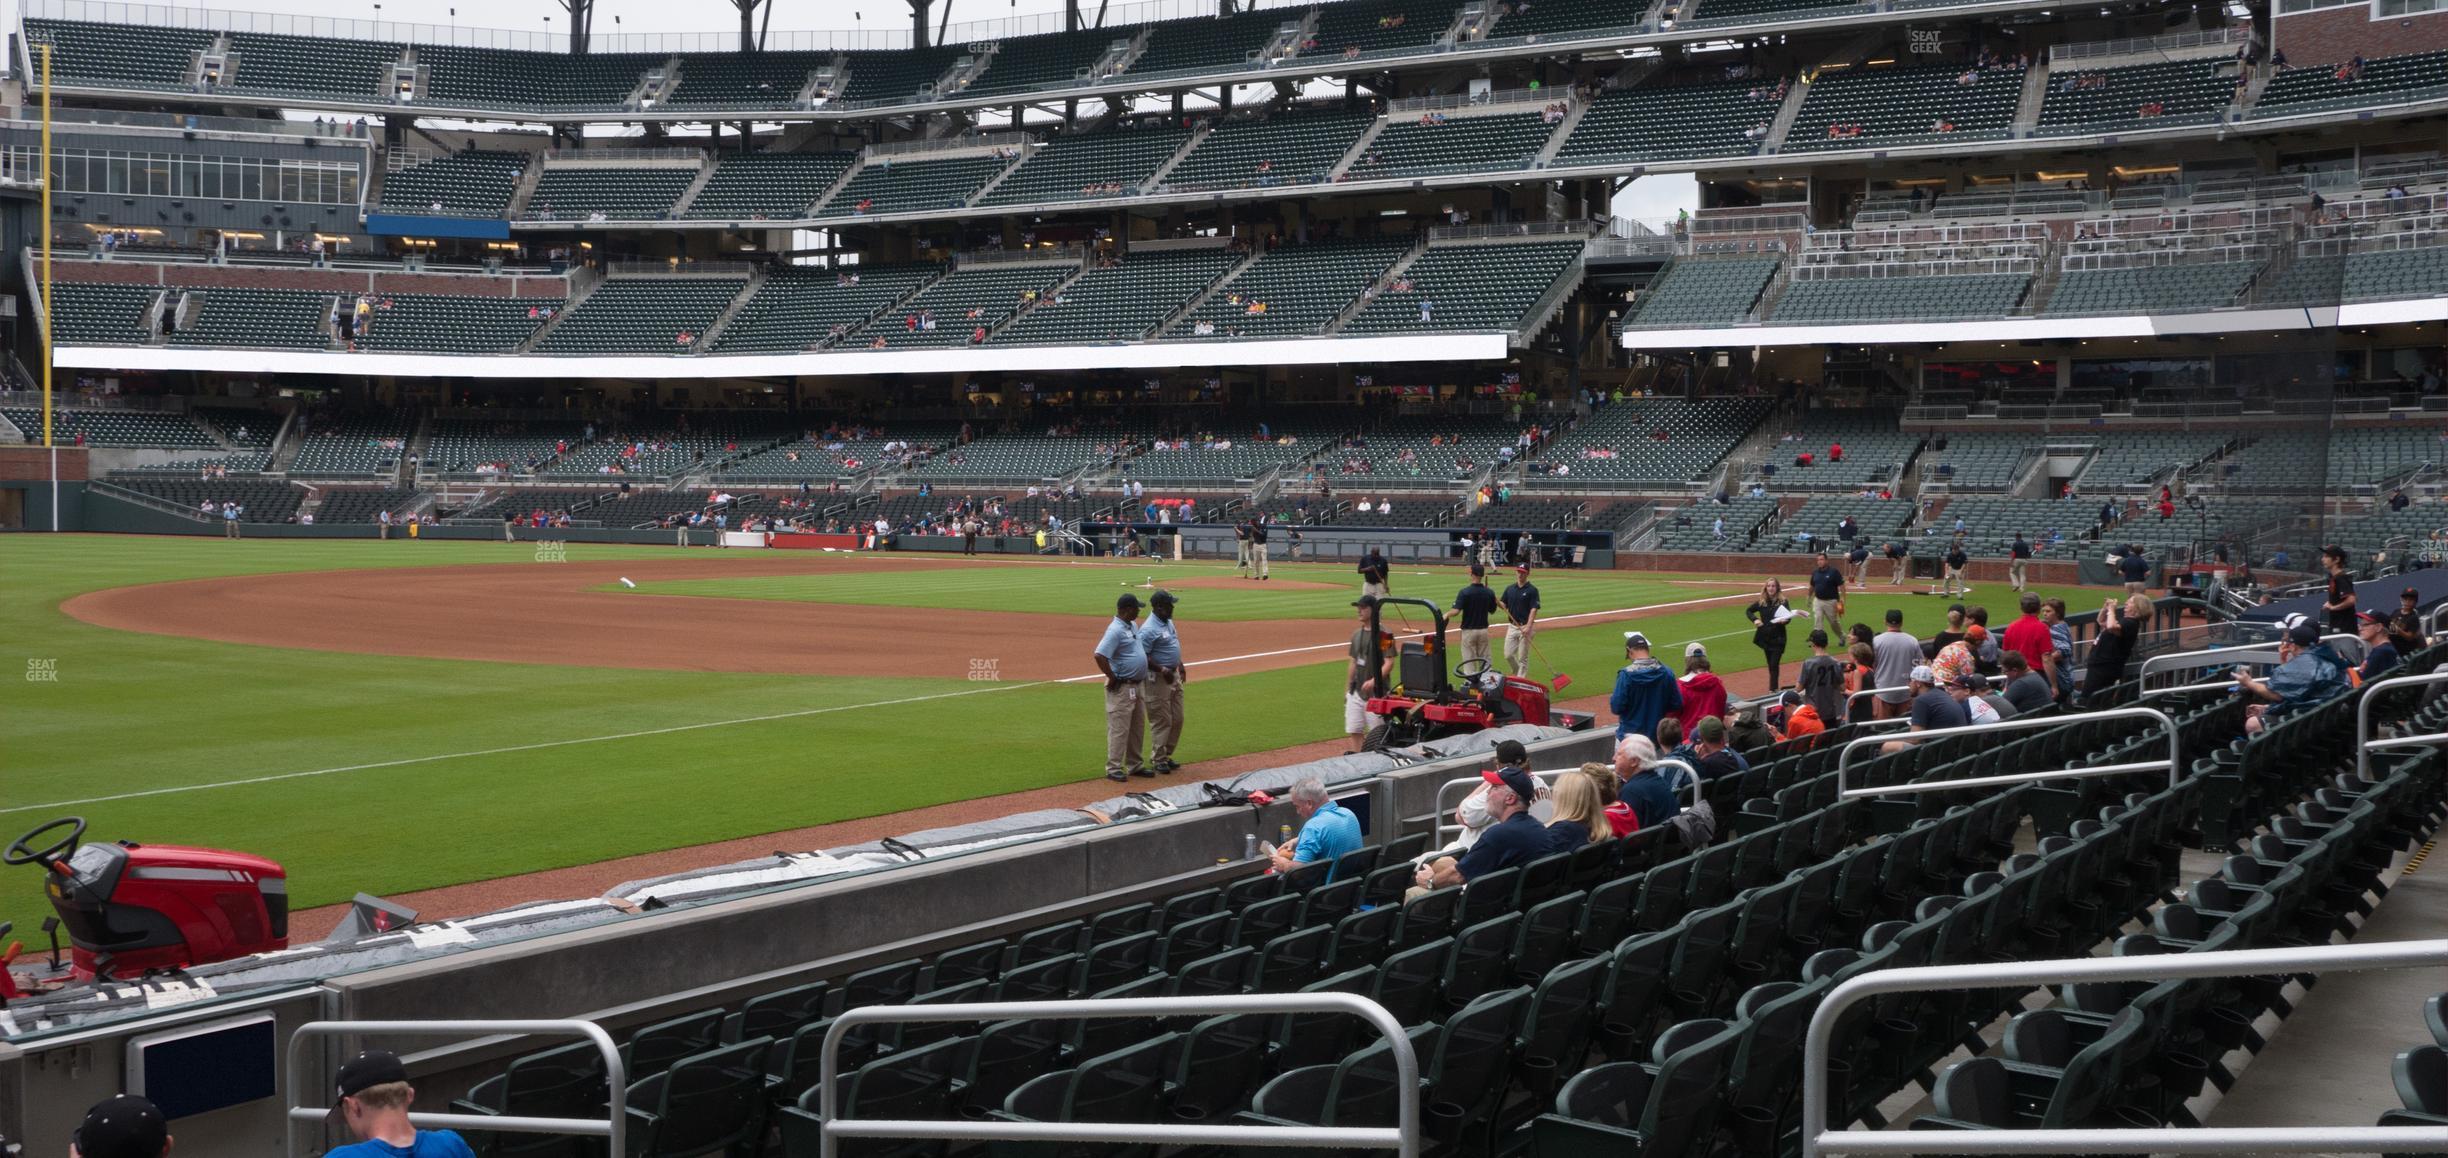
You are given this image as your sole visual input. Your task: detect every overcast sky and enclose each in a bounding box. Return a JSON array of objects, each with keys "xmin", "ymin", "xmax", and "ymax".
[{"xmin": 5, "ymin": 0, "xmax": 1697, "ymax": 221}]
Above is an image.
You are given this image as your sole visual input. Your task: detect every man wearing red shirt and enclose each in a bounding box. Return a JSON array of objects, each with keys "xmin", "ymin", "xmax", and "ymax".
[{"xmin": 2002, "ymin": 592, "xmax": 2054, "ymax": 676}]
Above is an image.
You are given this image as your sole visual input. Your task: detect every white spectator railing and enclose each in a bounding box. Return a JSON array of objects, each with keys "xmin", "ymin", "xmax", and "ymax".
[
  {"xmin": 1586, "ymin": 235, "xmax": 1678, "ymax": 258},
  {"xmin": 956, "ymin": 244, "xmax": 1087, "ymax": 267},
  {"xmin": 1426, "ymin": 219, "xmax": 1604, "ymax": 243},
  {"xmin": 2049, "ymin": 24, "xmax": 2250, "ymax": 64},
  {"xmin": 819, "ymin": 994, "xmax": 1418, "ymax": 1158},
  {"xmin": 2354, "ymin": 669, "xmax": 2448, "ymax": 778},
  {"xmin": 1387, "ymin": 86, "xmax": 1575, "ymax": 115},
  {"xmin": 866, "ymin": 131, "xmax": 1031, "ymax": 160},
  {"xmin": 541, "ymin": 146, "xmax": 704, "ymax": 165},
  {"xmin": 26, "ymin": 0, "xmax": 1307, "ymax": 55},
  {"xmin": 285, "ymin": 1020, "xmax": 626, "ymax": 1158},
  {"xmin": 1690, "ymin": 205, "xmax": 1811, "ymax": 235},
  {"xmin": 1792, "ymin": 254, "xmax": 2040, "ymax": 279},
  {"xmin": 604, "ymin": 260, "xmax": 757, "ymax": 277},
  {"xmin": 1832, "ymin": 705, "xmax": 2180, "ymax": 799},
  {"xmin": 1800, "ymin": 941, "xmax": 2448, "ymax": 1158}
]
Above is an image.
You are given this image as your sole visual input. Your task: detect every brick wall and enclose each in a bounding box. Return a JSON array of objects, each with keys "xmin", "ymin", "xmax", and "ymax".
[
  {"xmin": 2274, "ymin": 4, "xmax": 2448, "ymax": 69},
  {"xmin": 0, "ymin": 445, "xmax": 89, "ymax": 481}
]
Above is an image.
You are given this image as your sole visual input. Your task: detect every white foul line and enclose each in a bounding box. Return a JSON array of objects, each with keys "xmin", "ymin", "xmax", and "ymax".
[{"xmin": 9, "ymin": 588, "xmax": 1756, "ymax": 813}]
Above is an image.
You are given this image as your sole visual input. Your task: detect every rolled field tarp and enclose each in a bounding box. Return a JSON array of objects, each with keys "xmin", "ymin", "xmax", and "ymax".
[{"xmin": 0, "ymin": 897, "xmax": 630, "ymax": 1035}]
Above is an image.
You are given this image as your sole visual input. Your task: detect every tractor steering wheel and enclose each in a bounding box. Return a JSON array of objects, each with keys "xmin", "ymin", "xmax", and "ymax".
[
  {"xmin": 1455, "ymin": 658, "xmax": 1495, "ymax": 688},
  {"xmin": 3, "ymin": 816, "xmax": 85, "ymax": 869}
]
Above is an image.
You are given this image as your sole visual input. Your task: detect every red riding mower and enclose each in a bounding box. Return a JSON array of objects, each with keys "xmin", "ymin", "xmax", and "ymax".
[
  {"xmin": 1358, "ymin": 597, "xmax": 1594, "ymax": 751},
  {"xmin": 2, "ymin": 816, "xmax": 288, "ymax": 999}
]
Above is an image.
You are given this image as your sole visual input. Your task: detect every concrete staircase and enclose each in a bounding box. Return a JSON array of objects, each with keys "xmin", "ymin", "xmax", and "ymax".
[
  {"xmin": 1327, "ymin": 118, "xmax": 1392, "ymax": 181},
  {"xmin": 515, "ymin": 275, "xmax": 605, "ymax": 353},
  {"xmin": 694, "ymin": 270, "xmax": 769, "ymax": 351},
  {"xmin": 505, "ymin": 161, "xmax": 548, "ymax": 217},
  {"xmin": 1154, "ymin": 248, "xmax": 1262, "ymax": 335},
  {"xmin": 963, "ymin": 147, "xmax": 1038, "ymax": 206},
  {"xmin": 2014, "ymin": 59, "xmax": 2054, "ymax": 135},
  {"xmin": 1535, "ymin": 99, "xmax": 1591, "ymax": 165},
  {"xmin": 982, "ymin": 258, "xmax": 1094, "ymax": 343},
  {"xmin": 668, "ymin": 159, "xmax": 722, "ymax": 217},
  {"xmin": 1323, "ymin": 239, "xmax": 1429, "ymax": 334},
  {"xmin": 1141, "ymin": 122, "xmax": 1215, "ymax": 192},
  {"xmin": 1763, "ymin": 78, "xmax": 1810, "ymax": 153}
]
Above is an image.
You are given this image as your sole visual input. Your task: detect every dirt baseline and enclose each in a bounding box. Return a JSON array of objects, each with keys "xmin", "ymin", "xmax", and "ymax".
[{"xmin": 60, "ymin": 556, "xmax": 1377, "ymax": 682}]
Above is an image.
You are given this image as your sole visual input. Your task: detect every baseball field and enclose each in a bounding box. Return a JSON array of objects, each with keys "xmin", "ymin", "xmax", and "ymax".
[{"xmin": 0, "ymin": 533, "xmax": 2104, "ymax": 942}]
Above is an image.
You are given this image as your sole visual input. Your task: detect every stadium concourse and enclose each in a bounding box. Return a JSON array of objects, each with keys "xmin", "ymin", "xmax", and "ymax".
[{"xmin": 8, "ymin": 0, "xmax": 2448, "ymax": 1152}]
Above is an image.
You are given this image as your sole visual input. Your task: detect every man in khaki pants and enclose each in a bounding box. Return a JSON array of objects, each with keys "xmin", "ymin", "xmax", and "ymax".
[
  {"xmin": 1093, "ymin": 593, "xmax": 1151, "ymax": 782},
  {"xmin": 1140, "ymin": 589, "xmax": 1186, "ymax": 773},
  {"xmin": 1501, "ymin": 565, "xmax": 1541, "ymax": 677},
  {"xmin": 1451, "ymin": 564, "xmax": 1499, "ymax": 671},
  {"xmin": 1248, "ymin": 518, "xmax": 1271, "ymax": 580}
]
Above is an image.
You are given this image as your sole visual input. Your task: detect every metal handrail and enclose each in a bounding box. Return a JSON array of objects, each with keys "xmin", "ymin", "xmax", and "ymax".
[
  {"xmin": 818, "ymin": 994, "xmax": 1418, "ymax": 1158},
  {"xmin": 2355, "ymin": 669, "xmax": 2448, "ymax": 779},
  {"xmin": 2139, "ymin": 632, "xmax": 2362, "ymax": 691},
  {"xmin": 1834, "ymin": 705, "xmax": 2179, "ymax": 799},
  {"xmin": 1431, "ymin": 759, "xmax": 1699, "ymax": 845},
  {"xmin": 284, "ymin": 1019, "xmax": 625, "ymax": 1157},
  {"xmin": 1800, "ymin": 940, "xmax": 2448, "ymax": 1157}
]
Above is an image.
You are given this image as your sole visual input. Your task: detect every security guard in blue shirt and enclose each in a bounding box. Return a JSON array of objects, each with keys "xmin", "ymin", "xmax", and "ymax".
[{"xmin": 1141, "ymin": 589, "xmax": 1186, "ymax": 773}]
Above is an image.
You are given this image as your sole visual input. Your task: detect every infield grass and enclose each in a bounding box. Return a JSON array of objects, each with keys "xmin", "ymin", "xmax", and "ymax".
[{"xmin": 0, "ymin": 534, "xmax": 2100, "ymax": 940}]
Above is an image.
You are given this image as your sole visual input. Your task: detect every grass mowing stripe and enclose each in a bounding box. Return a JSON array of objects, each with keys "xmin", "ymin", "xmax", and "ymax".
[{"xmin": 0, "ymin": 536, "xmax": 2110, "ymax": 940}]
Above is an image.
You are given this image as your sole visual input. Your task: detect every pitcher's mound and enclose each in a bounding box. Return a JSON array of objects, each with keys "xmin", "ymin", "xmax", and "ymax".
[{"xmin": 1163, "ymin": 576, "xmax": 1347, "ymax": 593}]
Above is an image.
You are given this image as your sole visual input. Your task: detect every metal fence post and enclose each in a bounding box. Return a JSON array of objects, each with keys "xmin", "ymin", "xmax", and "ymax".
[
  {"xmin": 816, "ymin": 994, "xmax": 1418, "ymax": 1158},
  {"xmin": 284, "ymin": 1019, "xmax": 625, "ymax": 1158}
]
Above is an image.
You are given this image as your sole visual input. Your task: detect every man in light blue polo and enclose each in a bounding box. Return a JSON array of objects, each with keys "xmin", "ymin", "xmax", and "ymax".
[
  {"xmin": 1094, "ymin": 593, "xmax": 1150, "ymax": 782},
  {"xmin": 1140, "ymin": 589, "xmax": 1186, "ymax": 774},
  {"xmin": 1267, "ymin": 777, "xmax": 1361, "ymax": 879}
]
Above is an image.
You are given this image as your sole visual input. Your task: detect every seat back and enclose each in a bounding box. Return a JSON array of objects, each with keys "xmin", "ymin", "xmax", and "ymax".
[
  {"xmin": 1373, "ymin": 937, "xmax": 1454, "ymax": 1026},
  {"xmin": 734, "ymin": 981, "xmax": 832, "ymax": 1043},
  {"xmin": 1444, "ymin": 913, "xmax": 1523, "ymax": 1006},
  {"xmin": 629, "ymin": 1037, "xmax": 772, "ymax": 1158},
  {"xmin": 625, "ymin": 1010, "xmax": 727, "ymax": 1078},
  {"xmin": 1167, "ymin": 1014, "xmax": 1270, "ymax": 1121}
]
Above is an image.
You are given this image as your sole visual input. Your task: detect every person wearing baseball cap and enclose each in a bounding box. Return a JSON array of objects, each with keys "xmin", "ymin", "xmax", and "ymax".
[
  {"xmin": 1451, "ymin": 564, "xmax": 1499, "ymax": 674},
  {"xmin": 1414, "ymin": 741, "xmax": 1546, "ymax": 892},
  {"xmin": 2390, "ymin": 587, "xmax": 2427, "ymax": 653},
  {"xmin": 73, "ymin": 1094, "xmax": 169, "ymax": 1158},
  {"xmin": 2236, "ymin": 617, "xmax": 2351, "ymax": 736},
  {"xmin": 1140, "ymin": 589, "xmax": 1186, "ymax": 774},
  {"xmin": 2355, "ymin": 609, "xmax": 2401, "ymax": 683},
  {"xmin": 1093, "ymin": 593, "xmax": 1150, "ymax": 782},
  {"xmin": 326, "ymin": 1049, "xmax": 474, "ymax": 1157},
  {"xmin": 1610, "ymin": 631, "xmax": 1682, "ymax": 742},
  {"xmin": 1884, "ymin": 663, "xmax": 1968, "ymax": 752}
]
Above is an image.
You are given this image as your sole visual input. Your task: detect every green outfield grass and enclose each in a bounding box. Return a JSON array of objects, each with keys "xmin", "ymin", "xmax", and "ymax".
[{"xmin": 0, "ymin": 534, "xmax": 2101, "ymax": 943}]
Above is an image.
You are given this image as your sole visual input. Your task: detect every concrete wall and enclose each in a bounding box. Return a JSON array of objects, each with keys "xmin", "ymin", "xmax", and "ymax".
[{"xmin": 0, "ymin": 727, "xmax": 1620, "ymax": 1154}]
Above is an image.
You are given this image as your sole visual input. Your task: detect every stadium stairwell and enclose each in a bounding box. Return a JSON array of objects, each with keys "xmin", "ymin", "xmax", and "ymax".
[
  {"xmin": 2013, "ymin": 59, "xmax": 2054, "ymax": 134},
  {"xmin": 1765, "ymin": 76, "xmax": 1810, "ymax": 153},
  {"xmin": 1154, "ymin": 246, "xmax": 1263, "ymax": 334},
  {"xmin": 666, "ymin": 158, "xmax": 722, "ymax": 217},
  {"xmin": 1326, "ymin": 238, "xmax": 1431, "ymax": 335},
  {"xmin": 1327, "ymin": 116, "xmax": 1393, "ymax": 183},
  {"xmin": 1140, "ymin": 121, "xmax": 1214, "ymax": 192},
  {"xmin": 692, "ymin": 269, "xmax": 769, "ymax": 353},
  {"xmin": 514, "ymin": 273, "xmax": 605, "ymax": 355},
  {"xmin": 1534, "ymin": 98, "xmax": 1593, "ymax": 166}
]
